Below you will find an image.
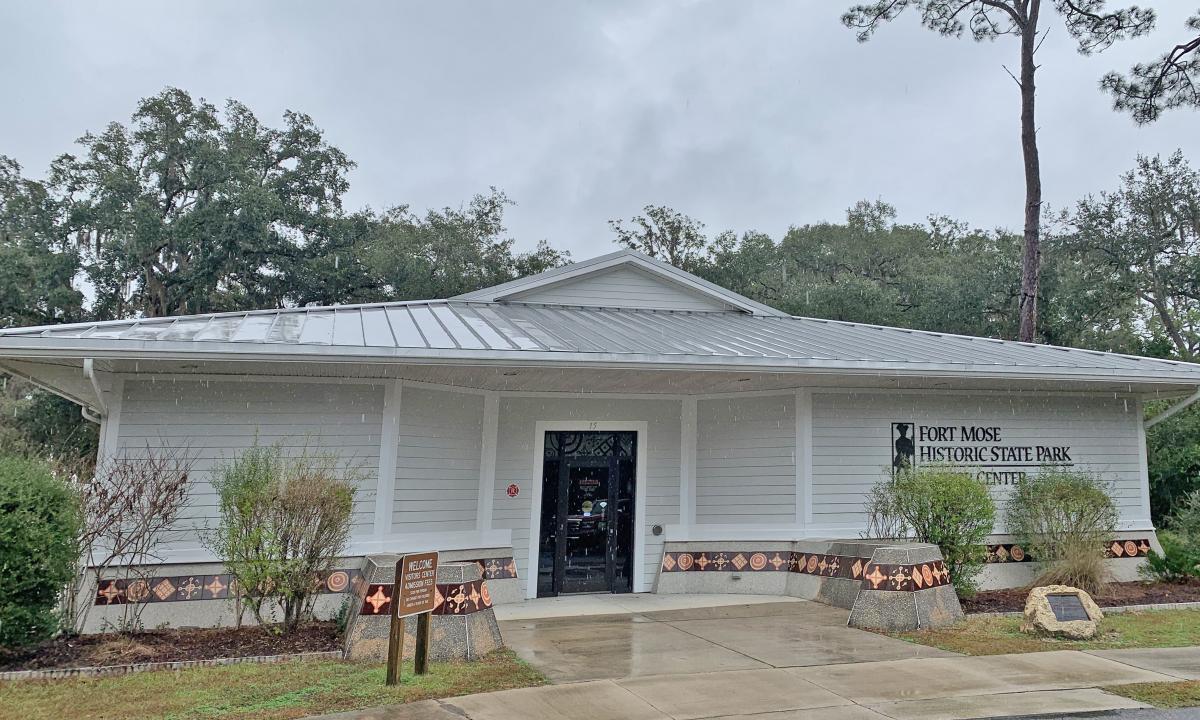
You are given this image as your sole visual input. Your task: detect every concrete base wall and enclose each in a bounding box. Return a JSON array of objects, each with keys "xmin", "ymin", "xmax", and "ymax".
[
  {"xmin": 79, "ymin": 546, "xmax": 522, "ymax": 635},
  {"xmin": 978, "ymin": 530, "xmax": 1161, "ymax": 590},
  {"xmin": 78, "ymin": 561, "xmax": 352, "ymax": 635}
]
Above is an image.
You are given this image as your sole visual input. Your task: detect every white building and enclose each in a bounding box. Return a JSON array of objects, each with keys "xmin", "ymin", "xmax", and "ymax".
[{"xmin": 1, "ymin": 250, "xmax": 1195, "ymax": 628}]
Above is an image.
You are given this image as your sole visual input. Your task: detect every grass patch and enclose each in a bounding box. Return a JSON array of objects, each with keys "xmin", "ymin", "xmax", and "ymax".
[
  {"xmin": 889, "ymin": 608, "xmax": 1200, "ymax": 655},
  {"xmin": 0, "ymin": 650, "xmax": 546, "ymax": 720},
  {"xmin": 1105, "ymin": 681, "xmax": 1200, "ymax": 708}
]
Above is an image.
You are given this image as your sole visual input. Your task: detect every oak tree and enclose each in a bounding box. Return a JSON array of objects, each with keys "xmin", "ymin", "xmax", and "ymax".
[
  {"xmin": 1068, "ymin": 151, "xmax": 1200, "ymax": 361},
  {"xmin": 610, "ymin": 205, "xmax": 709, "ymax": 271},
  {"xmin": 52, "ymin": 88, "xmax": 355, "ymax": 319}
]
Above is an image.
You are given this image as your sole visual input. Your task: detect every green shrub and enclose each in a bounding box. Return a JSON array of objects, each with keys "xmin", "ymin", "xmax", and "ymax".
[
  {"xmin": 1006, "ymin": 468, "xmax": 1118, "ymax": 593},
  {"xmin": 877, "ymin": 466, "xmax": 996, "ymax": 597},
  {"xmin": 207, "ymin": 443, "xmax": 357, "ymax": 633},
  {"xmin": 1169, "ymin": 488, "xmax": 1200, "ymax": 539},
  {"xmin": 1141, "ymin": 531, "xmax": 1200, "ymax": 583},
  {"xmin": 0, "ymin": 456, "xmax": 80, "ymax": 650}
]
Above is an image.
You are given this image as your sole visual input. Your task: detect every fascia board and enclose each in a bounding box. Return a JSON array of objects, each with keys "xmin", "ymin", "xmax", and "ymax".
[{"xmin": 4, "ymin": 337, "xmax": 1200, "ymax": 386}]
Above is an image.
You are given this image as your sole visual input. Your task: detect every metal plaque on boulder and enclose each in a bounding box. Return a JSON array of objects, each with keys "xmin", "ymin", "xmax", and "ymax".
[
  {"xmin": 1047, "ymin": 593, "xmax": 1090, "ymax": 622},
  {"xmin": 1021, "ymin": 584, "xmax": 1103, "ymax": 640}
]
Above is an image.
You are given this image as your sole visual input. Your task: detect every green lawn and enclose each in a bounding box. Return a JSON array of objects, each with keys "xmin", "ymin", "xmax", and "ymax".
[
  {"xmin": 1105, "ymin": 681, "xmax": 1200, "ymax": 708},
  {"xmin": 0, "ymin": 650, "xmax": 547, "ymax": 720},
  {"xmin": 889, "ymin": 608, "xmax": 1200, "ymax": 655}
]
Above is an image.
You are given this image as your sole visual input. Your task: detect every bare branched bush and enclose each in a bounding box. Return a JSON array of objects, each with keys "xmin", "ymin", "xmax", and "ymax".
[
  {"xmin": 207, "ymin": 443, "xmax": 358, "ymax": 633},
  {"xmin": 63, "ymin": 444, "xmax": 193, "ymax": 634},
  {"xmin": 861, "ymin": 476, "xmax": 909, "ymax": 540}
]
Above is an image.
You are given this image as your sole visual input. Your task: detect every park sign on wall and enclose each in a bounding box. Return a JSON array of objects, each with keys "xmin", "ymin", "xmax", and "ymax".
[{"xmin": 891, "ymin": 422, "xmax": 1074, "ymax": 485}]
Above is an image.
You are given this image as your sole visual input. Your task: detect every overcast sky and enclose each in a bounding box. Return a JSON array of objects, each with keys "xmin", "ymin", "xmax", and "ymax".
[{"xmin": 2, "ymin": 1, "xmax": 1197, "ymax": 257}]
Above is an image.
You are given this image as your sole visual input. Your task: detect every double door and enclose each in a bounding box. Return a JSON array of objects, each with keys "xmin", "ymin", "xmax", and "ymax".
[{"xmin": 537, "ymin": 431, "xmax": 636, "ymax": 596}]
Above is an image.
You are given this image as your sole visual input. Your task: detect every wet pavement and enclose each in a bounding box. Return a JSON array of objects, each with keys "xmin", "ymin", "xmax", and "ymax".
[
  {"xmin": 309, "ymin": 597, "xmax": 1198, "ymax": 720},
  {"xmin": 497, "ymin": 599, "xmax": 955, "ymax": 683}
]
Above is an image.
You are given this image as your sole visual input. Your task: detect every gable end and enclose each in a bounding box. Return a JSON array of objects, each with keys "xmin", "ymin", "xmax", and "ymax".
[{"xmin": 503, "ymin": 265, "xmax": 738, "ymax": 312}]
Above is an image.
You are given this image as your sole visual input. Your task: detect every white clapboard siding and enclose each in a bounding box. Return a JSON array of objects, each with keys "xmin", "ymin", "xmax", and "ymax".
[
  {"xmin": 392, "ymin": 387, "xmax": 483, "ymax": 534},
  {"xmin": 811, "ymin": 392, "xmax": 1148, "ymax": 532},
  {"xmin": 116, "ymin": 380, "xmax": 384, "ymax": 551},
  {"xmin": 493, "ymin": 397, "xmax": 681, "ymax": 591},
  {"xmin": 507, "ymin": 266, "xmax": 733, "ymax": 312},
  {"xmin": 696, "ymin": 394, "xmax": 797, "ymax": 525}
]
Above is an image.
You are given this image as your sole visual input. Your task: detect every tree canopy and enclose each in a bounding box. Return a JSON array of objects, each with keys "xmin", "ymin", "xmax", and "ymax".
[
  {"xmin": 841, "ymin": 0, "xmax": 1157, "ymax": 344},
  {"xmin": 1103, "ymin": 10, "xmax": 1200, "ymax": 124},
  {"xmin": 3, "ymin": 87, "xmax": 1200, "ymax": 521}
]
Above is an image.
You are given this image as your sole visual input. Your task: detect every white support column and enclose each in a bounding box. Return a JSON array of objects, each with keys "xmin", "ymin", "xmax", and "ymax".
[
  {"xmin": 373, "ymin": 380, "xmax": 402, "ymax": 539},
  {"xmin": 1136, "ymin": 398, "xmax": 1153, "ymax": 524},
  {"xmin": 99, "ymin": 377, "xmax": 124, "ymax": 460},
  {"xmin": 680, "ymin": 396, "xmax": 698, "ymax": 531},
  {"xmin": 796, "ymin": 389, "xmax": 813, "ymax": 528},
  {"xmin": 476, "ymin": 392, "xmax": 499, "ymax": 532}
]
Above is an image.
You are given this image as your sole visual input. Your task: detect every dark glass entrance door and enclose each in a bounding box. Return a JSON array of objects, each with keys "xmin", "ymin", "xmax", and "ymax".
[{"xmin": 537, "ymin": 431, "xmax": 636, "ymax": 597}]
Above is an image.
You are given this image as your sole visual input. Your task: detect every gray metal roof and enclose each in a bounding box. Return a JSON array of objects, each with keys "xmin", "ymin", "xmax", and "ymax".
[{"xmin": 3, "ymin": 299, "xmax": 1200, "ymax": 384}]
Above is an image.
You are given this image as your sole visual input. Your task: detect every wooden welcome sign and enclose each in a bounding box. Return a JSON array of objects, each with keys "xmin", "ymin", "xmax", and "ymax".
[{"xmin": 386, "ymin": 551, "xmax": 439, "ymax": 685}]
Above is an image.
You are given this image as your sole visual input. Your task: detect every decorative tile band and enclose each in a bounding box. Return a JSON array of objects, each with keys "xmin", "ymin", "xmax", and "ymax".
[
  {"xmin": 358, "ymin": 579, "xmax": 493, "ymax": 616},
  {"xmin": 95, "ymin": 569, "xmax": 368, "ymax": 606},
  {"xmin": 986, "ymin": 539, "xmax": 1152, "ymax": 564},
  {"xmin": 661, "ymin": 550, "xmax": 792, "ymax": 573},
  {"xmin": 860, "ymin": 561, "xmax": 951, "ymax": 592},
  {"xmin": 93, "ymin": 556, "xmax": 517, "ymax": 606},
  {"xmin": 478, "ymin": 557, "xmax": 519, "ymax": 580},
  {"xmin": 660, "ymin": 540, "xmax": 1154, "ymax": 578},
  {"xmin": 660, "ymin": 551, "xmax": 863, "ymax": 579}
]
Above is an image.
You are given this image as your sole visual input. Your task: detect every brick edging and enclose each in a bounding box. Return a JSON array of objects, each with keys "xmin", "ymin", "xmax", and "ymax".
[
  {"xmin": 0, "ymin": 649, "xmax": 344, "ymax": 683},
  {"xmin": 969, "ymin": 600, "xmax": 1200, "ymax": 618}
]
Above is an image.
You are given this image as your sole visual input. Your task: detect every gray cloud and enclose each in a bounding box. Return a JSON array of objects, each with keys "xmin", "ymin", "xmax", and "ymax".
[{"xmin": 2, "ymin": 1, "xmax": 1195, "ymax": 257}]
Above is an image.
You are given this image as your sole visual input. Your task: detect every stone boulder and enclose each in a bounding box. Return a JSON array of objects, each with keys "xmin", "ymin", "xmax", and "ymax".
[{"xmin": 1020, "ymin": 585, "xmax": 1104, "ymax": 640}]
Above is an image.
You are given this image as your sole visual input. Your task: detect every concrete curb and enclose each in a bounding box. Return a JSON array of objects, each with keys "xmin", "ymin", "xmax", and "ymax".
[
  {"xmin": 970, "ymin": 600, "xmax": 1200, "ymax": 618},
  {"xmin": 0, "ymin": 649, "xmax": 344, "ymax": 683}
]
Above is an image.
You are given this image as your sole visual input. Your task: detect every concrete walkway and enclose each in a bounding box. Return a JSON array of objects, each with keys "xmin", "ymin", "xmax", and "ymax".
[
  {"xmin": 312, "ymin": 598, "xmax": 1200, "ymax": 720},
  {"xmin": 491, "ymin": 592, "xmax": 806, "ymax": 622},
  {"xmin": 319, "ymin": 650, "xmax": 1189, "ymax": 720},
  {"xmin": 498, "ymin": 599, "xmax": 953, "ymax": 682}
]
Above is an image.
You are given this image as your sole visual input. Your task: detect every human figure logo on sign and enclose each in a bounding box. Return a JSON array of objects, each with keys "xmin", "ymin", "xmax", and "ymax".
[
  {"xmin": 891, "ymin": 422, "xmax": 915, "ymax": 475},
  {"xmin": 386, "ymin": 551, "xmax": 439, "ymax": 685}
]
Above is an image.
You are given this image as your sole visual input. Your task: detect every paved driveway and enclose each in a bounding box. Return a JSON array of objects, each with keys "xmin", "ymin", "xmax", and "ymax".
[{"xmin": 497, "ymin": 598, "xmax": 955, "ymax": 683}]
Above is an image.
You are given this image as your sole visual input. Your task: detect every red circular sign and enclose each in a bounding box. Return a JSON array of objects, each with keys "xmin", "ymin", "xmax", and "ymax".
[{"xmin": 506, "ymin": 483, "xmax": 520, "ymax": 498}]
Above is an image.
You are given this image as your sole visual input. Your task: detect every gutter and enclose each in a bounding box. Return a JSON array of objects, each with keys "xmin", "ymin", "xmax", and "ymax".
[
  {"xmin": 1146, "ymin": 386, "xmax": 1200, "ymax": 429},
  {"xmin": 3, "ymin": 341, "xmax": 1200, "ymax": 387},
  {"xmin": 82, "ymin": 358, "xmax": 107, "ymax": 423}
]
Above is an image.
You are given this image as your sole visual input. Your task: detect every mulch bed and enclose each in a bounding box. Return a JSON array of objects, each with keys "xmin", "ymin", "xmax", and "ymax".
[
  {"xmin": 0, "ymin": 622, "xmax": 340, "ymax": 672},
  {"xmin": 962, "ymin": 579, "xmax": 1200, "ymax": 614}
]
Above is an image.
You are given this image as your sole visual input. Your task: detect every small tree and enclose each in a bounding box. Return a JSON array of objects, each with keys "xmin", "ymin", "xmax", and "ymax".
[
  {"xmin": 865, "ymin": 466, "xmax": 996, "ymax": 596},
  {"xmin": 0, "ymin": 456, "xmax": 80, "ymax": 650},
  {"xmin": 208, "ymin": 443, "xmax": 357, "ymax": 633},
  {"xmin": 64, "ymin": 445, "xmax": 193, "ymax": 634},
  {"xmin": 1006, "ymin": 468, "xmax": 1118, "ymax": 593}
]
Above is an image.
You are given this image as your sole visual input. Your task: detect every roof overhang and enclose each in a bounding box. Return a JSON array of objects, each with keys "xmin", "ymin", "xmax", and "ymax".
[{"xmin": 2, "ymin": 340, "xmax": 1198, "ymax": 396}]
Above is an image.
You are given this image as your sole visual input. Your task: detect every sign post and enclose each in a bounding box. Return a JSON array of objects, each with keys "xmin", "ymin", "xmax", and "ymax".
[{"xmin": 385, "ymin": 551, "xmax": 439, "ymax": 686}]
